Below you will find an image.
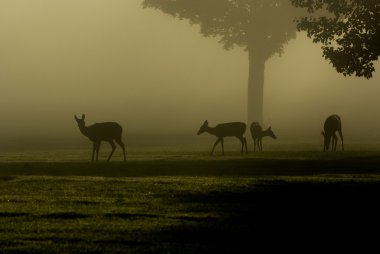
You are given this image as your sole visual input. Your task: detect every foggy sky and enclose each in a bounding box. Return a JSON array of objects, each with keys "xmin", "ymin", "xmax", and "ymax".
[{"xmin": 1, "ymin": 0, "xmax": 380, "ymax": 148}]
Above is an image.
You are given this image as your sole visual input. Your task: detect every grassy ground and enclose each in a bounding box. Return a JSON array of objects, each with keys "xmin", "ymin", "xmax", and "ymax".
[{"xmin": 0, "ymin": 150, "xmax": 380, "ymax": 252}]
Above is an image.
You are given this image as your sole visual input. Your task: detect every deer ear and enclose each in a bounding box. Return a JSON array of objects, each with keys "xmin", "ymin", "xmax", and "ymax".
[
  {"xmin": 268, "ymin": 126, "xmax": 272, "ymax": 130},
  {"xmin": 82, "ymin": 114, "xmax": 85, "ymax": 120},
  {"xmin": 204, "ymin": 120, "xmax": 208, "ymax": 126},
  {"xmin": 74, "ymin": 115, "xmax": 79, "ymax": 121}
]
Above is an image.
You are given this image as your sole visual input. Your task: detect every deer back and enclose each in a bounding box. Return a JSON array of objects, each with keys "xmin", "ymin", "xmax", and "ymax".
[
  {"xmin": 250, "ymin": 122, "xmax": 263, "ymax": 139},
  {"xmin": 324, "ymin": 115, "xmax": 341, "ymax": 134},
  {"xmin": 85, "ymin": 122, "xmax": 123, "ymax": 141},
  {"xmin": 213, "ymin": 122, "xmax": 246, "ymax": 137}
]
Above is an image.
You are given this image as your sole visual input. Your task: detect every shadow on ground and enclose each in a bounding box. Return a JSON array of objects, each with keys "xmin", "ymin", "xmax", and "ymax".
[{"xmin": 151, "ymin": 180, "xmax": 380, "ymax": 251}]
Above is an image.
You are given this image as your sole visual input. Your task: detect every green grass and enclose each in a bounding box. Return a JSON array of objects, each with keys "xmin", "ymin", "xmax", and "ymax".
[
  {"xmin": 0, "ymin": 150, "xmax": 380, "ymax": 252},
  {"xmin": 0, "ymin": 176, "xmax": 249, "ymax": 253}
]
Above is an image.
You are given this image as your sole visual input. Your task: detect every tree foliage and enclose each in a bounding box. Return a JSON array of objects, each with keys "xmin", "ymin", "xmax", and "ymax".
[
  {"xmin": 143, "ymin": 0, "xmax": 298, "ymax": 59},
  {"xmin": 291, "ymin": 0, "xmax": 380, "ymax": 78}
]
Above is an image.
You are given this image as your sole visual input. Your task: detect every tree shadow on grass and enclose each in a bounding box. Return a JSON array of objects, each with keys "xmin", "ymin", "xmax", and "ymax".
[{"xmin": 155, "ymin": 180, "xmax": 380, "ymax": 251}]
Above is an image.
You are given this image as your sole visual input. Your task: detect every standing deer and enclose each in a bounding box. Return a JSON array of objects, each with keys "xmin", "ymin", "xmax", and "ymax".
[
  {"xmin": 197, "ymin": 120, "xmax": 248, "ymax": 155},
  {"xmin": 322, "ymin": 114, "xmax": 344, "ymax": 151},
  {"xmin": 250, "ymin": 122, "xmax": 277, "ymax": 151},
  {"xmin": 74, "ymin": 114, "xmax": 126, "ymax": 162}
]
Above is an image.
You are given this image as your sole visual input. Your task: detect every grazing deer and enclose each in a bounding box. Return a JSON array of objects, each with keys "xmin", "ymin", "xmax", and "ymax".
[
  {"xmin": 321, "ymin": 114, "xmax": 344, "ymax": 152},
  {"xmin": 74, "ymin": 114, "xmax": 126, "ymax": 162},
  {"xmin": 197, "ymin": 120, "xmax": 248, "ymax": 155},
  {"xmin": 250, "ymin": 122, "xmax": 277, "ymax": 151}
]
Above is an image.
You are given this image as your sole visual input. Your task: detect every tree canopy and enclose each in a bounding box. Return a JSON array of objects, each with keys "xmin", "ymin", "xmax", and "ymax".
[
  {"xmin": 143, "ymin": 0, "xmax": 300, "ymax": 123},
  {"xmin": 291, "ymin": 0, "xmax": 380, "ymax": 78},
  {"xmin": 143, "ymin": 0, "xmax": 297, "ymax": 57}
]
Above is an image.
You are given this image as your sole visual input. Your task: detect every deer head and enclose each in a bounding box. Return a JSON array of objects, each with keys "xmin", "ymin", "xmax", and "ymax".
[
  {"xmin": 321, "ymin": 131, "xmax": 332, "ymax": 151},
  {"xmin": 74, "ymin": 114, "xmax": 86, "ymax": 128},
  {"xmin": 267, "ymin": 126, "xmax": 277, "ymax": 139},
  {"xmin": 197, "ymin": 120, "xmax": 209, "ymax": 135}
]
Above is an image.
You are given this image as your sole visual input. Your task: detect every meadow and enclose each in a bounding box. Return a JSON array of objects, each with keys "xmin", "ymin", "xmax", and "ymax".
[{"xmin": 0, "ymin": 148, "xmax": 380, "ymax": 252}]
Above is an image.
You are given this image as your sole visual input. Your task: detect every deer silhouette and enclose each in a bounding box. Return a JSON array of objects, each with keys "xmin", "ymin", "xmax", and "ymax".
[
  {"xmin": 250, "ymin": 122, "xmax": 277, "ymax": 151},
  {"xmin": 74, "ymin": 114, "xmax": 126, "ymax": 162},
  {"xmin": 322, "ymin": 114, "xmax": 344, "ymax": 152},
  {"xmin": 197, "ymin": 120, "xmax": 248, "ymax": 155}
]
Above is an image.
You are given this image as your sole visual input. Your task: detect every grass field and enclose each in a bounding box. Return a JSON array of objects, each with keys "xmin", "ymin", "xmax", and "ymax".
[{"xmin": 0, "ymin": 149, "xmax": 380, "ymax": 252}]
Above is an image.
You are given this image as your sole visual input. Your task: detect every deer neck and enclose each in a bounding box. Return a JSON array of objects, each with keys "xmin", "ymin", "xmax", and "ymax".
[
  {"xmin": 205, "ymin": 126, "xmax": 219, "ymax": 136},
  {"xmin": 262, "ymin": 130, "xmax": 271, "ymax": 138},
  {"xmin": 79, "ymin": 125, "xmax": 91, "ymax": 137}
]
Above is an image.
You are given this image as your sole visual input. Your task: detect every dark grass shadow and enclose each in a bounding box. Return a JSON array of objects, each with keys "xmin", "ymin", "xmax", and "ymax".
[
  {"xmin": 39, "ymin": 212, "xmax": 91, "ymax": 219},
  {"xmin": 70, "ymin": 200, "xmax": 101, "ymax": 205},
  {"xmin": 0, "ymin": 175, "xmax": 16, "ymax": 181},
  {"xmin": 104, "ymin": 213, "xmax": 159, "ymax": 219},
  {"xmin": 0, "ymin": 199, "xmax": 28, "ymax": 203},
  {"xmin": 158, "ymin": 180, "xmax": 380, "ymax": 249},
  {"xmin": 172, "ymin": 215, "xmax": 217, "ymax": 222},
  {"xmin": 22, "ymin": 237, "xmax": 85, "ymax": 244},
  {"xmin": 1, "ymin": 156, "xmax": 380, "ymax": 177},
  {"xmin": 93, "ymin": 239, "xmax": 151, "ymax": 246},
  {"xmin": 0, "ymin": 212, "xmax": 29, "ymax": 217}
]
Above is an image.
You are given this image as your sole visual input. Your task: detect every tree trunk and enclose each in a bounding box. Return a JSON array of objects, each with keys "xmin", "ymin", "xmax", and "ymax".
[{"xmin": 248, "ymin": 47, "xmax": 265, "ymax": 125}]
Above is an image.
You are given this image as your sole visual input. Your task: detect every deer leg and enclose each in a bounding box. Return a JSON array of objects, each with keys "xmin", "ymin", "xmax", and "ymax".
[
  {"xmin": 115, "ymin": 138, "xmax": 126, "ymax": 162},
  {"xmin": 221, "ymin": 138, "xmax": 225, "ymax": 155},
  {"xmin": 96, "ymin": 141, "xmax": 101, "ymax": 162},
  {"xmin": 91, "ymin": 142, "xmax": 97, "ymax": 162},
  {"xmin": 237, "ymin": 136, "xmax": 247, "ymax": 154},
  {"xmin": 259, "ymin": 138, "xmax": 263, "ymax": 151},
  {"xmin": 244, "ymin": 137, "xmax": 248, "ymax": 154},
  {"xmin": 332, "ymin": 134, "xmax": 338, "ymax": 151},
  {"xmin": 237, "ymin": 136, "xmax": 244, "ymax": 154},
  {"xmin": 338, "ymin": 129, "xmax": 344, "ymax": 151},
  {"xmin": 107, "ymin": 140, "xmax": 116, "ymax": 162},
  {"xmin": 210, "ymin": 138, "xmax": 220, "ymax": 156},
  {"xmin": 333, "ymin": 134, "xmax": 338, "ymax": 152}
]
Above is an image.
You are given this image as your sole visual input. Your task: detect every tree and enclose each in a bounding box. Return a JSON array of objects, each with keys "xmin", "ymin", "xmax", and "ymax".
[
  {"xmin": 142, "ymin": 0, "xmax": 300, "ymax": 124},
  {"xmin": 291, "ymin": 0, "xmax": 380, "ymax": 79}
]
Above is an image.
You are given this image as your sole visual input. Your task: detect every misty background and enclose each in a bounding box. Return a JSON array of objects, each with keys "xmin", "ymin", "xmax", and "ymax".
[{"xmin": 1, "ymin": 0, "xmax": 380, "ymax": 151}]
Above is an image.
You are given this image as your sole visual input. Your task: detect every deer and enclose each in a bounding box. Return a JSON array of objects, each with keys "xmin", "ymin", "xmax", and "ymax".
[
  {"xmin": 197, "ymin": 120, "xmax": 248, "ymax": 155},
  {"xmin": 250, "ymin": 122, "xmax": 277, "ymax": 151},
  {"xmin": 321, "ymin": 114, "xmax": 344, "ymax": 152},
  {"xmin": 74, "ymin": 114, "xmax": 126, "ymax": 162}
]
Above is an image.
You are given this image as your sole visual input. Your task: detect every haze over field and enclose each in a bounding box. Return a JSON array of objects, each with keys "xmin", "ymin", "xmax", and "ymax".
[{"xmin": 1, "ymin": 0, "xmax": 380, "ymax": 150}]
